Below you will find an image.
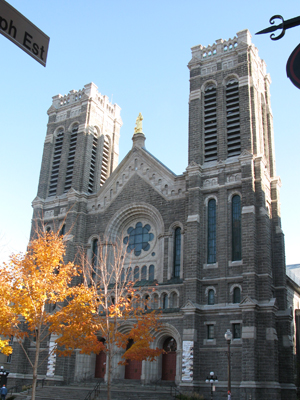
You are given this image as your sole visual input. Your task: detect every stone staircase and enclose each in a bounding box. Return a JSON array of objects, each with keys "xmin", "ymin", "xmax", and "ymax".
[{"xmin": 10, "ymin": 380, "xmax": 176, "ymax": 400}]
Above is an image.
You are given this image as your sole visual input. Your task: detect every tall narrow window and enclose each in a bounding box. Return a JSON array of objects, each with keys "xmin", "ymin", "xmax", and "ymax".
[
  {"xmin": 162, "ymin": 294, "xmax": 168, "ymax": 309},
  {"xmin": 134, "ymin": 266, "xmax": 139, "ymax": 281},
  {"xmin": 208, "ymin": 289, "xmax": 215, "ymax": 305},
  {"xmin": 88, "ymin": 131, "xmax": 98, "ymax": 193},
  {"xmin": 204, "ymin": 85, "xmax": 217, "ymax": 161},
  {"xmin": 173, "ymin": 227, "xmax": 181, "ymax": 278},
  {"xmin": 232, "ymin": 195, "xmax": 241, "ymax": 261},
  {"xmin": 149, "ymin": 265, "xmax": 155, "ymax": 281},
  {"xmin": 64, "ymin": 125, "xmax": 78, "ymax": 192},
  {"xmin": 59, "ymin": 224, "xmax": 65, "ymax": 236},
  {"xmin": 49, "ymin": 129, "xmax": 64, "ymax": 196},
  {"xmin": 127, "ymin": 267, "xmax": 132, "ymax": 282},
  {"xmin": 233, "ymin": 287, "xmax": 241, "ymax": 303},
  {"xmin": 207, "ymin": 199, "xmax": 216, "ymax": 264},
  {"xmin": 100, "ymin": 136, "xmax": 110, "ymax": 186},
  {"xmin": 92, "ymin": 238, "xmax": 98, "ymax": 279},
  {"xmin": 141, "ymin": 265, "xmax": 147, "ymax": 280},
  {"xmin": 233, "ymin": 323, "xmax": 241, "ymax": 339},
  {"xmin": 226, "ymin": 80, "xmax": 241, "ymax": 157}
]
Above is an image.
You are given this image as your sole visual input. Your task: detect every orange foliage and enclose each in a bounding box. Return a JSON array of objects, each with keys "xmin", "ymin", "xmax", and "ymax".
[{"xmin": 0, "ymin": 231, "xmax": 81, "ymax": 356}]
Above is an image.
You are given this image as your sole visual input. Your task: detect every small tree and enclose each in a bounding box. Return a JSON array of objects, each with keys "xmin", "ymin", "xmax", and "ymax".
[
  {"xmin": 0, "ymin": 231, "xmax": 82, "ymax": 400},
  {"xmin": 53, "ymin": 239, "xmax": 162, "ymax": 400}
]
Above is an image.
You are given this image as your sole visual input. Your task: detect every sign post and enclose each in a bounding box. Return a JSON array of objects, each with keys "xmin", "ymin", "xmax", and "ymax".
[{"xmin": 0, "ymin": 0, "xmax": 49, "ymax": 66}]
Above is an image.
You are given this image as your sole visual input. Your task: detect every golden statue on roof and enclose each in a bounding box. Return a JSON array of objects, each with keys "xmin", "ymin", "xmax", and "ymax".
[{"xmin": 134, "ymin": 112, "xmax": 143, "ymax": 134}]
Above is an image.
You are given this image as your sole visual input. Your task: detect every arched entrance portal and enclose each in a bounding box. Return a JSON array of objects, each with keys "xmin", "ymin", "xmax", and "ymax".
[
  {"xmin": 95, "ymin": 339, "xmax": 106, "ymax": 378},
  {"xmin": 124, "ymin": 339, "xmax": 142, "ymax": 380},
  {"xmin": 162, "ymin": 337, "xmax": 177, "ymax": 381}
]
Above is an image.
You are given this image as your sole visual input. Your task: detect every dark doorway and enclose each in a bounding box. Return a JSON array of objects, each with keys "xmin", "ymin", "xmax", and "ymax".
[
  {"xmin": 161, "ymin": 337, "xmax": 177, "ymax": 381},
  {"xmin": 95, "ymin": 339, "xmax": 106, "ymax": 378},
  {"xmin": 124, "ymin": 339, "xmax": 142, "ymax": 380}
]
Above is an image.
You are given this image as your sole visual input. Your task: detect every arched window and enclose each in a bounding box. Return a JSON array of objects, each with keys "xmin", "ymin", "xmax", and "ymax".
[
  {"xmin": 59, "ymin": 224, "xmax": 65, "ymax": 236},
  {"xmin": 152, "ymin": 294, "xmax": 159, "ymax": 309},
  {"xmin": 207, "ymin": 199, "xmax": 216, "ymax": 264},
  {"xmin": 144, "ymin": 294, "xmax": 149, "ymax": 310},
  {"xmin": 100, "ymin": 136, "xmax": 110, "ymax": 186},
  {"xmin": 121, "ymin": 268, "xmax": 125, "ymax": 282},
  {"xmin": 141, "ymin": 265, "xmax": 147, "ymax": 280},
  {"xmin": 127, "ymin": 267, "xmax": 132, "ymax": 282},
  {"xmin": 88, "ymin": 129, "xmax": 98, "ymax": 193},
  {"xmin": 149, "ymin": 265, "xmax": 155, "ymax": 281},
  {"xmin": 233, "ymin": 287, "xmax": 241, "ymax": 303},
  {"xmin": 232, "ymin": 195, "xmax": 241, "ymax": 261},
  {"xmin": 226, "ymin": 80, "xmax": 241, "ymax": 157},
  {"xmin": 49, "ymin": 129, "xmax": 64, "ymax": 196},
  {"xmin": 162, "ymin": 294, "xmax": 168, "ymax": 309},
  {"xmin": 64, "ymin": 124, "xmax": 78, "ymax": 192},
  {"xmin": 92, "ymin": 238, "xmax": 98, "ymax": 279},
  {"xmin": 208, "ymin": 289, "xmax": 215, "ymax": 305},
  {"xmin": 134, "ymin": 266, "xmax": 139, "ymax": 281},
  {"xmin": 174, "ymin": 227, "xmax": 181, "ymax": 278},
  {"xmin": 204, "ymin": 85, "xmax": 217, "ymax": 161},
  {"xmin": 170, "ymin": 292, "xmax": 178, "ymax": 308}
]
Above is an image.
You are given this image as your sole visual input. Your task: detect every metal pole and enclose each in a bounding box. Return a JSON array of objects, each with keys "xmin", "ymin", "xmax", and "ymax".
[
  {"xmin": 211, "ymin": 381, "xmax": 213, "ymax": 400},
  {"xmin": 227, "ymin": 340, "xmax": 231, "ymax": 398}
]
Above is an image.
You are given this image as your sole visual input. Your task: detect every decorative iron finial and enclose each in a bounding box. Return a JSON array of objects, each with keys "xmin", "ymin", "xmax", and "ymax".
[
  {"xmin": 134, "ymin": 113, "xmax": 143, "ymax": 134},
  {"xmin": 256, "ymin": 15, "xmax": 300, "ymax": 41}
]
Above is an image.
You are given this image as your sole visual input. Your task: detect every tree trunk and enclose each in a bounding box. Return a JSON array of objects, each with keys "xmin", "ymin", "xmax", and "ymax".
[
  {"xmin": 106, "ymin": 350, "xmax": 113, "ymax": 400},
  {"xmin": 31, "ymin": 335, "xmax": 41, "ymax": 400}
]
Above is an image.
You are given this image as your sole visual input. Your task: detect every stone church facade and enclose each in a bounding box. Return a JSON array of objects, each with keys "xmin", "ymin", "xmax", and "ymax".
[{"xmin": 8, "ymin": 30, "xmax": 296, "ymax": 399}]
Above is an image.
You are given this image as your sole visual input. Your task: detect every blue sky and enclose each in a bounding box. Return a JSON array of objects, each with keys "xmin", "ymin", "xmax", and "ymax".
[{"xmin": 0, "ymin": 0, "xmax": 299, "ymax": 265}]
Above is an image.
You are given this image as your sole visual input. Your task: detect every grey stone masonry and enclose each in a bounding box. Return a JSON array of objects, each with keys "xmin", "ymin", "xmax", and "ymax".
[{"xmin": 9, "ymin": 31, "xmax": 296, "ymax": 400}]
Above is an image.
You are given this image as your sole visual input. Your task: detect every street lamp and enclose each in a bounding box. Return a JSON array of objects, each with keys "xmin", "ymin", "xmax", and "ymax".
[
  {"xmin": 0, "ymin": 366, "xmax": 9, "ymax": 386},
  {"xmin": 224, "ymin": 329, "xmax": 232, "ymax": 400},
  {"xmin": 205, "ymin": 371, "xmax": 218, "ymax": 400}
]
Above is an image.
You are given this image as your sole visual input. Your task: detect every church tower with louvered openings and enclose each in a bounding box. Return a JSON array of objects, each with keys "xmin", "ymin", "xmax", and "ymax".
[
  {"xmin": 187, "ymin": 29, "xmax": 294, "ymax": 400},
  {"xmin": 35, "ymin": 82, "xmax": 121, "ymax": 203},
  {"xmin": 8, "ymin": 31, "xmax": 295, "ymax": 400}
]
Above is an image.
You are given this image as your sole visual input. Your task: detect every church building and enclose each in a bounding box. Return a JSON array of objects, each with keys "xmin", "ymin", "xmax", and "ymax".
[{"xmin": 8, "ymin": 29, "xmax": 296, "ymax": 400}]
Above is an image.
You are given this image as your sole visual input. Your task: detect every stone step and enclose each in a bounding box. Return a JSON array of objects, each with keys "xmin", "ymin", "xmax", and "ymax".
[{"xmin": 9, "ymin": 382, "xmax": 175, "ymax": 400}]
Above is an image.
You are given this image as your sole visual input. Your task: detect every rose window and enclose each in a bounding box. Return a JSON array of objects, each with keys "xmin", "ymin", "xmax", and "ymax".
[{"xmin": 123, "ymin": 222, "xmax": 154, "ymax": 256}]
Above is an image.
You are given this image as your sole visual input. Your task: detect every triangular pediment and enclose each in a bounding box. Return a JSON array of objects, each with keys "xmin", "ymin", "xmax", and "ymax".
[
  {"xmin": 239, "ymin": 296, "xmax": 257, "ymax": 307},
  {"xmin": 181, "ymin": 300, "xmax": 201, "ymax": 312},
  {"xmin": 87, "ymin": 146, "xmax": 186, "ymax": 213},
  {"xmin": 182, "ymin": 300, "xmax": 196, "ymax": 309}
]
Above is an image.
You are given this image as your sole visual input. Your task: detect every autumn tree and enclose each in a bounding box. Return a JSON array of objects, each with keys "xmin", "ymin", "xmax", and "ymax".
[
  {"xmin": 0, "ymin": 230, "xmax": 82, "ymax": 400},
  {"xmin": 53, "ymin": 238, "xmax": 162, "ymax": 400}
]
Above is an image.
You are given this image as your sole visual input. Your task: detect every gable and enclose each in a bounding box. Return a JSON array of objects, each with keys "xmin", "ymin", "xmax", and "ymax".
[{"xmin": 87, "ymin": 147, "xmax": 186, "ymax": 213}]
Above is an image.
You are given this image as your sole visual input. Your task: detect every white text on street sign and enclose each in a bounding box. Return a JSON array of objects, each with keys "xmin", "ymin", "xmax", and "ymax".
[{"xmin": 0, "ymin": 0, "xmax": 49, "ymax": 66}]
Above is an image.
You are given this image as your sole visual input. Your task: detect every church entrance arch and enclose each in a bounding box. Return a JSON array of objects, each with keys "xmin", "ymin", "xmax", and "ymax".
[
  {"xmin": 161, "ymin": 337, "xmax": 177, "ymax": 381},
  {"xmin": 95, "ymin": 339, "xmax": 106, "ymax": 379},
  {"xmin": 124, "ymin": 339, "xmax": 142, "ymax": 380}
]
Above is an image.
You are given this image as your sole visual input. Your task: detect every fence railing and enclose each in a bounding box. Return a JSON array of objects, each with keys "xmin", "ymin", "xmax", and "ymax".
[
  {"xmin": 170, "ymin": 385, "xmax": 183, "ymax": 399},
  {"xmin": 83, "ymin": 380, "xmax": 101, "ymax": 400},
  {"xmin": 8, "ymin": 377, "xmax": 47, "ymax": 396}
]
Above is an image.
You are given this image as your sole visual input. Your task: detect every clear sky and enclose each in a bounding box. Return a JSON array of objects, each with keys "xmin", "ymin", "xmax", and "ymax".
[{"xmin": 0, "ymin": 0, "xmax": 299, "ymax": 265}]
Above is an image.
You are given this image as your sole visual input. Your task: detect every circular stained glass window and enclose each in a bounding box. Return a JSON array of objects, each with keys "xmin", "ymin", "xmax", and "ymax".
[{"xmin": 123, "ymin": 222, "xmax": 154, "ymax": 256}]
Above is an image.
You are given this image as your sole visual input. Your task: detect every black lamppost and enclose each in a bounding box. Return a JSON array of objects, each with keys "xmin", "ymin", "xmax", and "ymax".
[
  {"xmin": 205, "ymin": 371, "xmax": 218, "ymax": 400},
  {"xmin": 224, "ymin": 329, "xmax": 232, "ymax": 400},
  {"xmin": 0, "ymin": 366, "xmax": 9, "ymax": 386}
]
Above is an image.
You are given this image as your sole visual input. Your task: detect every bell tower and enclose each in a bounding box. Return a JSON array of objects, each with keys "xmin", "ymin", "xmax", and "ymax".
[
  {"xmin": 186, "ymin": 30, "xmax": 294, "ymax": 400},
  {"xmin": 36, "ymin": 82, "xmax": 122, "ymax": 200}
]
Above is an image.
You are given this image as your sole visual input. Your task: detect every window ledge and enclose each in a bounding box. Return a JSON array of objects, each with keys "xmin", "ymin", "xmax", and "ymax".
[
  {"xmin": 203, "ymin": 262, "xmax": 218, "ymax": 269},
  {"xmin": 228, "ymin": 260, "xmax": 243, "ymax": 267},
  {"xmin": 203, "ymin": 339, "xmax": 216, "ymax": 345},
  {"xmin": 232, "ymin": 338, "xmax": 242, "ymax": 344}
]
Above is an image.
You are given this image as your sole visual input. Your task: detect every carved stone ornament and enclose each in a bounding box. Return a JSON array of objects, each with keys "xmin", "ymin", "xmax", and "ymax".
[{"xmin": 203, "ymin": 177, "xmax": 218, "ymax": 188}]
